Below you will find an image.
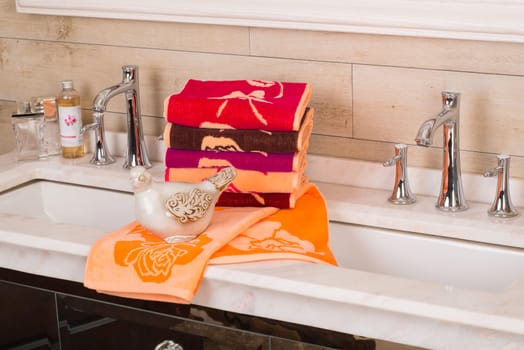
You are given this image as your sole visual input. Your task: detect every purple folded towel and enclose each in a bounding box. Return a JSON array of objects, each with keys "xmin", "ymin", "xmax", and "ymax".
[{"xmin": 164, "ymin": 148, "xmax": 305, "ymax": 173}]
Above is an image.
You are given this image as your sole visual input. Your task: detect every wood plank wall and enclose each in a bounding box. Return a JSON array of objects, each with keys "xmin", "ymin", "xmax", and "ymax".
[{"xmin": 1, "ymin": 0, "xmax": 524, "ymax": 178}]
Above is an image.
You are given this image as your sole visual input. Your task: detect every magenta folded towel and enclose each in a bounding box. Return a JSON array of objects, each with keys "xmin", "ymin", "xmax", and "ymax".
[{"xmin": 164, "ymin": 148, "xmax": 305, "ymax": 173}]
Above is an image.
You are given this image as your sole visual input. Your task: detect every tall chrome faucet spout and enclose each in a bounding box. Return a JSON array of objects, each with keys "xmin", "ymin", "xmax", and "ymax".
[
  {"xmin": 415, "ymin": 93, "xmax": 458, "ymax": 147},
  {"xmin": 92, "ymin": 65, "xmax": 151, "ymax": 169},
  {"xmin": 415, "ymin": 91, "xmax": 468, "ymax": 212}
]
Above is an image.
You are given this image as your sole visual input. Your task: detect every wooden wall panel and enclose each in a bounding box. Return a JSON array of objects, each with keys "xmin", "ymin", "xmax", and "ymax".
[
  {"xmin": 251, "ymin": 28, "xmax": 524, "ymax": 76},
  {"xmin": 353, "ymin": 65, "xmax": 524, "ymax": 156},
  {"xmin": 0, "ymin": 0, "xmax": 249, "ymax": 54},
  {"xmin": 0, "ymin": 0, "xmax": 523, "ymax": 178},
  {"xmin": 0, "ymin": 38, "xmax": 351, "ymax": 137}
]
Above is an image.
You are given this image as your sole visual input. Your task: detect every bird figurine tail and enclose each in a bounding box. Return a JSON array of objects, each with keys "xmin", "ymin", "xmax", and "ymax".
[{"xmin": 206, "ymin": 167, "xmax": 237, "ymax": 191}]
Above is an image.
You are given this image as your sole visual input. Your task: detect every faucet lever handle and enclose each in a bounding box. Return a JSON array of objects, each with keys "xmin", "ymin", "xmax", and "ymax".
[
  {"xmin": 483, "ymin": 154, "xmax": 518, "ymax": 218},
  {"xmin": 383, "ymin": 154, "xmax": 401, "ymax": 167},
  {"xmin": 84, "ymin": 111, "xmax": 115, "ymax": 166},
  {"xmin": 483, "ymin": 166, "xmax": 503, "ymax": 178},
  {"xmin": 382, "ymin": 144, "xmax": 416, "ymax": 205}
]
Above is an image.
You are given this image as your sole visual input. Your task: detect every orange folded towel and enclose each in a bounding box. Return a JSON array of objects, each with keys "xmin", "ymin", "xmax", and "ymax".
[
  {"xmin": 165, "ymin": 167, "xmax": 307, "ymax": 194},
  {"xmin": 164, "ymin": 79, "xmax": 312, "ymax": 131},
  {"xmin": 84, "ymin": 206, "xmax": 277, "ymax": 304},
  {"xmin": 83, "ymin": 185, "xmax": 336, "ymax": 304},
  {"xmin": 210, "ymin": 185, "xmax": 337, "ymax": 265}
]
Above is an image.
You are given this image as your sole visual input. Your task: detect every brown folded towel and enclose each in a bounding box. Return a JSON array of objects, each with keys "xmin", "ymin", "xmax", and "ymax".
[{"xmin": 163, "ymin": 108, "xmax": 314, "ymax": 154}]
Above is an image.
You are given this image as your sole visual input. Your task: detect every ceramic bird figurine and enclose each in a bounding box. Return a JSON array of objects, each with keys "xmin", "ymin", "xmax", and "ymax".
[{"xmin": 130, "ymin": 166, "xmax": 237, "ymax": 243}]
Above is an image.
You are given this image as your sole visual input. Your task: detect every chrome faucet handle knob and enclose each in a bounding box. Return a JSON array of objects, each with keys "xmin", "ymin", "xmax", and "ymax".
[
  {"xmin": 483, "ymin": 167, "xmax": 501, "ymax": 177},
  {"xmin": 382, "ymin": 154, "xmax": 401, "ymax": 167},
  {"xmin": 382, "ymin": 143, "xmax": 416, "ymax": 205},
  {"xmin": 81, "ymin": 111, "xmax": 115, "ymax": 166},
  {"xmin": 483, "ymin": 154, "xmax": 518, "ymax": 218}
]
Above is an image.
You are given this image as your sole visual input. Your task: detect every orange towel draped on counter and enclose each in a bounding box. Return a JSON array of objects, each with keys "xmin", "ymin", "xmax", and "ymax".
[{"xmin": 83, "ymin": 185, "xmax": 337, "ymax": 304}]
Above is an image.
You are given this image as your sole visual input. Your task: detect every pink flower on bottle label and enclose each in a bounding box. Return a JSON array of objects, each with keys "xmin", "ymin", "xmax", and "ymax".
[
  {"xmin": 64, "ymin": 114, "xmax": 77, "ymax": 126},
  {"xmin": 58, "ymin": 105, "xmax": 83, "ymax": 147}
]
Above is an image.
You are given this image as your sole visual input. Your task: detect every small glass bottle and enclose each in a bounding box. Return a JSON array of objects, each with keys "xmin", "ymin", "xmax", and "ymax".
[
  {"xmin": 57, "ymin": 80, "xmax": 84, "ymax": 158},
  {"xmin": 31, "ymin": 96, "xmax": 61, "ymax": 157}
]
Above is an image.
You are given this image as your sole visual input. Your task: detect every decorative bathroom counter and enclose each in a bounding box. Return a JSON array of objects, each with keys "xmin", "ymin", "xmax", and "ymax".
[{"xmin": 0, "ymin": 152, "xmax": 523, "ymax": 349}]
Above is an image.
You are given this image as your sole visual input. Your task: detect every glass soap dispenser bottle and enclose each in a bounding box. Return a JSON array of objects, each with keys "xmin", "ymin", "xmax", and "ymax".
[
  {"xmin": 57, "ymin": 80, "xmax": 84, "ymax": 158},
  {"xmin": 11, "ymin": 101, "xmax": 45, "ymax": 161}
]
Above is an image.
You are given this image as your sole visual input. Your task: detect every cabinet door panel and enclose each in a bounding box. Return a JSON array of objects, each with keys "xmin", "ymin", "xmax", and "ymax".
[
  {"xmin": 57, "ymin": 294, "xmax": 270, "ymax": 350},
  {"xmin": 0, "ymin": 280, "xmax": 59, "ymax": 350},
  {"xmin": 271, "ymin": 336, "xmax": 376, "ymax": 350}
]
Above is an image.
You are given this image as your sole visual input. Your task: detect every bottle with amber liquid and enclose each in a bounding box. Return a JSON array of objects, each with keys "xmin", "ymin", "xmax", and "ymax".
[{"xmin": 57, "ymin": 80, "xmax": 84, "ymax": 158}]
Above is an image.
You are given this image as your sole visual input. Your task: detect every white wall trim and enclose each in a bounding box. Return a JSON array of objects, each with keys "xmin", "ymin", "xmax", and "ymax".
[{"xmin": 16, "ymin": 0, "xmax": 524, "ymax": 43}]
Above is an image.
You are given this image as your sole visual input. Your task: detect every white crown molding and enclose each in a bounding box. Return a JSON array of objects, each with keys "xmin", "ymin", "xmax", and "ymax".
[{"xmin": 16, "ymin": 0, "xmax": 524, "ymax": 43}]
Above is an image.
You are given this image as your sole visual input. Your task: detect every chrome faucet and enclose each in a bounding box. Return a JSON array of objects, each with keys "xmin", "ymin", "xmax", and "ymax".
[
  {"xmin": 92, "ymin": 65, "xmax": 151, "ymax": 168},
  {"xmin": 415, "ymin": 91, "xmax": 468, "ymax": 212}
]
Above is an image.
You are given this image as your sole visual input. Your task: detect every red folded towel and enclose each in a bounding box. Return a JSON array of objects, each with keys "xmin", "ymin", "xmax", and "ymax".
[
  {"xmin": 164, "ymin": 148, "xmax": 306, "ymax": 173},
  {"xmin": 164, "ymin": 80, "xmax": 311, "ymax": 131}
]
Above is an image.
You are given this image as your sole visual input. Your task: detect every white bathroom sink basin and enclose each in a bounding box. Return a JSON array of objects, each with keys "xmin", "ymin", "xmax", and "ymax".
[
  {"xmin": 1, "ymin": 180, "xmax": 523, "ymax": 293},
  {"xmin": 0, "ymin": 180, "xmax": 135, "ymax": 232}
]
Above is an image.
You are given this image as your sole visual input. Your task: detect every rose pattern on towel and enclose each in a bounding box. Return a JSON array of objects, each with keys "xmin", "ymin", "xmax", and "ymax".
[
  {"xmin": 114, "ymin": 228, "xmax": 212, "ymax": 283},
  {"xmin": 229, "ymin": 221, "xmax": 317, "ymax": 255},
  {"xmin": 208, "ymin": 80, "xmax": 284, "ymax": 127}
]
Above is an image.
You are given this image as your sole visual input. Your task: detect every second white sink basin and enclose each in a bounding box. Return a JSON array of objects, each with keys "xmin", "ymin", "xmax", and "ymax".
[
  {"xmin": 330, "ymin": 222, "xmax": 524, "ymax": 292},
  {"xmin": 1, "ymin": 180, "xmax": 523, "ymax": 293}
]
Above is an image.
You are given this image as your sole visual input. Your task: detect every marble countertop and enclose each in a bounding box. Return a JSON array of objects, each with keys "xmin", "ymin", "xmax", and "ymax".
[{"xmin": 1, "ymin": 149, "xmax": 524, "ymax": 349}]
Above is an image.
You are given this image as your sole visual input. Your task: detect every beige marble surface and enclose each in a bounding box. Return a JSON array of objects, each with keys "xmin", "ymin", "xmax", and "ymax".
[{"xmin": 0, "ymin": 138, "xmax": 523, "ymax": 349}]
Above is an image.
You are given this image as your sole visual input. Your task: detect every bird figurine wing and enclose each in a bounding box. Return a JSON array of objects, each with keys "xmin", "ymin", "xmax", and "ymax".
[
  {"xmin": 165, "ymin": 188, "xmax": 214, "ymax": 223},
  {"xmin": 164, "ymin": 166, "xmax": 237, "ymax": 223}
]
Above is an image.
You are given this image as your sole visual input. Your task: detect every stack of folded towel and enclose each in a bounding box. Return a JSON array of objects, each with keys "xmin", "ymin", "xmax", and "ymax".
[
  {"xmin": 85, "ymin": 80, "xmax": 337, "ymax": 305},
  {"xmin": 163, "ymin": 79, "xmax": 314, "ymax": 208}
]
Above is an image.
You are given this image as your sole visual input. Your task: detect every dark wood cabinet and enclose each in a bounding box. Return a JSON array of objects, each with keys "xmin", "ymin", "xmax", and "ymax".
[{"xmin": 0, "ymin": 268, "xmax": 375, "ymax": 350}]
